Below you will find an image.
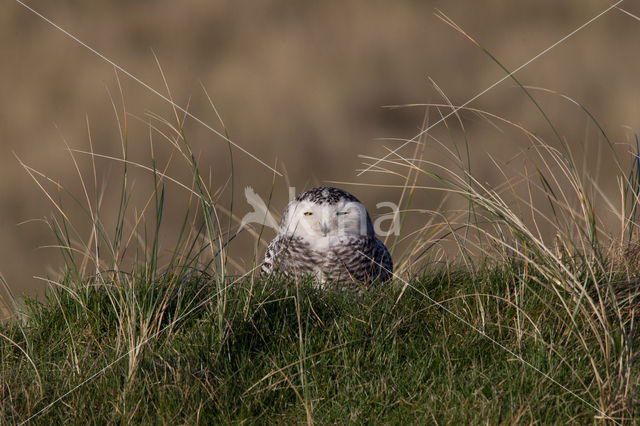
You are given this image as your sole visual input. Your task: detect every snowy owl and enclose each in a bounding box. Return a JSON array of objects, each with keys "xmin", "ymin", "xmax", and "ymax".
[{"xmin": 261, "ymin": 186, "xmax": 393, "ymax": 288}]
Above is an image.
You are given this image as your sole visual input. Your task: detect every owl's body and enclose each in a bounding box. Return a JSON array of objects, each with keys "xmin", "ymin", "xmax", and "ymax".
[{"xmin": 262, "ymin": 187, "xmax": 393, "ymax": 288}]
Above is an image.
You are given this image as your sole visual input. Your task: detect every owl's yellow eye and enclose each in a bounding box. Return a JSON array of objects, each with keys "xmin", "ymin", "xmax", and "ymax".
[{"xmin": 304, "ymin": 212, "xmax": 313, "ymax": 216}]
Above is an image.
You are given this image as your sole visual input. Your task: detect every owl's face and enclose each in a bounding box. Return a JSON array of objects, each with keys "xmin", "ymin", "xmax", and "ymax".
[{"xmin": 280, "ymin": 198, "xmax": 372, "ymax": 238}]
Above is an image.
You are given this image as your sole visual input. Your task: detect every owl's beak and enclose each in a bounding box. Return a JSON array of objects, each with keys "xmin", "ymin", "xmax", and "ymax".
[{"xmin": 320, "ymin": 221, "xmax": 329, "ymax": 236}]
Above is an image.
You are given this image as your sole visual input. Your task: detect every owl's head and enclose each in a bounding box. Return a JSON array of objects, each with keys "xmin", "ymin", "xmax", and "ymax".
[{"xmin": 279, "ymin": 187, "xmax": 374, "ymax": 238}]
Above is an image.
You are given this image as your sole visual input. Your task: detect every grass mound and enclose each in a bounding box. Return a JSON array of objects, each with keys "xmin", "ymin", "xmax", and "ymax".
[{"xmin": 1, "ymin": 264, "xmax": 637, "ymax": 423}]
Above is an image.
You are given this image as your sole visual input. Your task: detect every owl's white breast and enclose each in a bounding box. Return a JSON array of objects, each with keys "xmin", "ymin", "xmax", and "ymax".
[
  {"xmin": 300, "ymin": 235, "xmax": 353, "ymax": 282},
  {"xmin": 304, "ymin": 235, "xmax": 349, "ymax": 252}
]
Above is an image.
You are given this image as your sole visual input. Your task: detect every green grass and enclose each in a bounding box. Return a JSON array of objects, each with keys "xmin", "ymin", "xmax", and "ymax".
[{"xmin": 0, "ymin": 263, "xmax": 636, "ymax": 423}]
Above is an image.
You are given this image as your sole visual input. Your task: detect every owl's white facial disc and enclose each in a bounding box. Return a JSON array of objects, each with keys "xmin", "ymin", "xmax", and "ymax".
[{"xmin": 281, "ymin": 199, "xmax": 370, "ymax": 239}]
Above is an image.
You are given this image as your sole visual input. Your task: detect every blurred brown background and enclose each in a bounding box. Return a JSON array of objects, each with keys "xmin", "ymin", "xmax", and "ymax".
[{"xmin": 2, "ymin": 0, "xmax": 640, "ymax": 300}]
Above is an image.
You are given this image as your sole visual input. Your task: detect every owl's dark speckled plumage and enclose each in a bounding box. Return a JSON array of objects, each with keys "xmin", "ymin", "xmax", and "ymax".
[
  {"xmin": 262, "ymin": 187, "xmax": 393, "ymax": 288},
  {"xmin": 295, "ymin": 186, "xmax": 359, "ymax": 205}
]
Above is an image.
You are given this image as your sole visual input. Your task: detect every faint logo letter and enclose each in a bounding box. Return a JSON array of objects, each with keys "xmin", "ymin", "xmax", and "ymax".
[{"xmin": 374, "ymin": 202, "xmax": 400, "ymax": 236}]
